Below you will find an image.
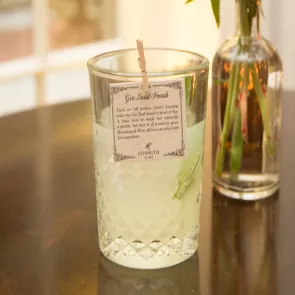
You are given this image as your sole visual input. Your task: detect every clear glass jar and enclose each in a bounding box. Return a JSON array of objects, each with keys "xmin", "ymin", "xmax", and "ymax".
[
  {"xmin": 212, "ymin": 0, "xmax": 283, "ymax": 200},
  {"xmin": 87, "ymin": 49, "xmax": 209, "ymax": 269}
]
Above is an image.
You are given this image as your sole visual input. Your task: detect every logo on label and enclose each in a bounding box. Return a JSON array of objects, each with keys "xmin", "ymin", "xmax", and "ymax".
[
  {"xmin": 145, "ymin": 142, "xmax": 152, "ymax": 150},
  {"xmin": 138, "ymin": 142, "xmax": 160, "ymax": 158}
]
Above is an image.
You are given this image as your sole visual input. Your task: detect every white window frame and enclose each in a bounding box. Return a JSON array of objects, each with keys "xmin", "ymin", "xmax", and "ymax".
[{"xmin": 0, "ymin": 0, "xmax": 122, "ymax": 114}]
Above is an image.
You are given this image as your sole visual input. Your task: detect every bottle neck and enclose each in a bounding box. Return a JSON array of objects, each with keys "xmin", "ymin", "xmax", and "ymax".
[{"xmin": 235, "ymin": 0, "xmax": 261, "ymax": 38}]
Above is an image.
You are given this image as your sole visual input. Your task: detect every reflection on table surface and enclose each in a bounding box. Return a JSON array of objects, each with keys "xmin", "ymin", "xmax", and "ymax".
[
  {"xmin": 98, "ymin": 252, "xmax": 200, "ymax": 295},
  {"xmin": 98, "ymin": 190, "xmax": 278, "ymax": 295},
  {"xmin": 210, "ymin": 190, "xmax": 278, "ymax": 295}
]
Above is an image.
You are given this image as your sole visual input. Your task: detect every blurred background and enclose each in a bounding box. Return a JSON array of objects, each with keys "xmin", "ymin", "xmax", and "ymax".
[{"xmin": 0, "ymin": 0, "xmax": 294, "ymax": 116}]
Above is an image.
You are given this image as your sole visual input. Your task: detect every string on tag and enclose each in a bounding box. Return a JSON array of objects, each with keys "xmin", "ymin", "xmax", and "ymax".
[{"xmin": 136, "ymin": 39, "xmax": 148, "ymax": 92}]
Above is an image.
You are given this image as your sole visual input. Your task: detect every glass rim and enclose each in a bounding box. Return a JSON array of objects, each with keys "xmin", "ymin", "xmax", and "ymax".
[{"xmin": 87, "ymin": 48, "xmax": 209, "ymax": 79}]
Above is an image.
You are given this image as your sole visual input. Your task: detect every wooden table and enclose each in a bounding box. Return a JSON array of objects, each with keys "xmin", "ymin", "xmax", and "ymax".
[{"xmin": 0, "ymin": 93, "xmax": 295, "ymax": 294}]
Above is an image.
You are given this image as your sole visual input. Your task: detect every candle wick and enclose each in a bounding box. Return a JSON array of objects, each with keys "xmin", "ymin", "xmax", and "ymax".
[{"xmin": 136, "ymin": 39, "xmax": 148, "ymax": 92}]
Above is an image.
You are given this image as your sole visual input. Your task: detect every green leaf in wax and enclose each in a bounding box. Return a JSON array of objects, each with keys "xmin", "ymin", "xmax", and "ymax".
[
  {"xmin": 173, "ymin": 154, "xmax": 203, "ymax": 200},
  {"xmin": 211, "ymin": 0, "xmax": 220, "ymax": 27},
  {"xmin": 230, "ymin": 109, "xmax": 243, "ymax": 173},
  {"xmin": 185, "ymin": 0, "xmax": 195, "ymax": 4}
]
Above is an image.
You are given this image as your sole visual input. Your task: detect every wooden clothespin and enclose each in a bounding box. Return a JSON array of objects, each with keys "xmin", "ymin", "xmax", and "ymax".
[{"xmin": 136, "ymin": 39, "xmax": 148, "ymax": 92}]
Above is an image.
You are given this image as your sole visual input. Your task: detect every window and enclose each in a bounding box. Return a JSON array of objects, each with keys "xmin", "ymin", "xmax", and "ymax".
[{"xmin": 0, "ymin": 0, "xmax": 121, "ymax": 116}]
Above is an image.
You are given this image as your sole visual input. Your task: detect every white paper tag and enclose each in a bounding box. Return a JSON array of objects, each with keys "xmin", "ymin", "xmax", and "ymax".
[{"xmin": 110, "ymin": 79, "xmax": 187, "ymax": 162}]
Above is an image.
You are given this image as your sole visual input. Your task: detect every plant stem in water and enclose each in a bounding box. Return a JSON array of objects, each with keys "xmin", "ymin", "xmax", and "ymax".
[
  {"xmin": 229, "ymin": 63, "xmax": 250, "ymax": 173},
  {"xmin": 230, "ymin": 109, "xmax": 243, "ymax": 173},
  {"xmin": 215, "ymin": 63, "xmax": 241, "ymax": 177},
  {"xmin": 251, "ymin": 66, "xmax": 274, "ymax": 156}
]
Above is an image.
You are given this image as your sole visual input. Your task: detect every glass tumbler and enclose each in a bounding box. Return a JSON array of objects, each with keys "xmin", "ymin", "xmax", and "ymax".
[{"xmin": 87, "ymin": 48, "xmax": 209, "ymax": 269}]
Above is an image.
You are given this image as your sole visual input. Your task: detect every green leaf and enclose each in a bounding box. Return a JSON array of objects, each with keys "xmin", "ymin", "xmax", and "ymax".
[
  {"xmin": 211, "ymin": 0, "xmax": 220, "ymax": 27},
  {"xmin": 185, "ymin": 0, "xmax": 195, "ymax": 3}
]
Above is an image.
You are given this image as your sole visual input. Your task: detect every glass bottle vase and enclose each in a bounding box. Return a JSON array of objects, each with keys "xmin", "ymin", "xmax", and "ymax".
[{"xmin": 212, "ymin": 0, "xmax": 283, "ymax": 200}]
